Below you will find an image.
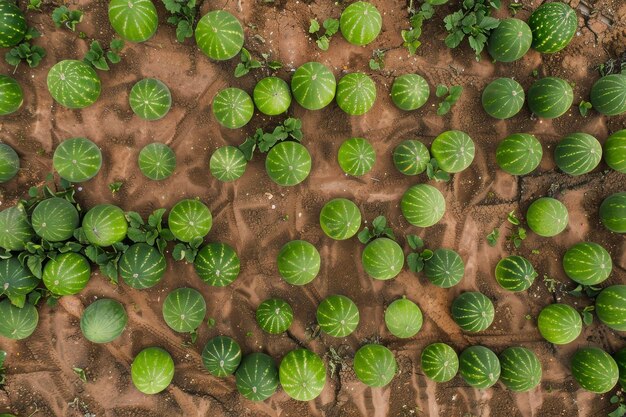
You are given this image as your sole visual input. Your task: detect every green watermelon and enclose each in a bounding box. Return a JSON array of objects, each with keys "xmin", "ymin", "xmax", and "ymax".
[
  {"xmin": 526, "ymin": 197, "xmax": 569, "ymax": 237},
  {"xmin": 458, "ymin": 346, "xmax": 501, "ymax": 389},
  {"xmin": 195, "ymin": 10, "xmax": 244, "ymax": 61},
  {"xmin": 537, "ymin": 303, "xmax": 581, "ymax": 344},
  {"xmin": 131, "ymin": 347, "xmax": 175, "ymax": 394},
  {"xmin": 595, "ymin": 285, "xmax": 626, "ymax": 331},
  {"xmin": 253, "ymin": 76, "xmax": 292, "ymax": 116},
  {"xmin": 431, "ymin": 130, "xmax": 475, "ymax": 173},
  {"xmin": 168, "ymin": 199, "xmax": 212, "ymax": 242},
  {"xmin": 451, "ymin": 292, "xmax": 494, "ymax": 332},
  {"xmin": 162, "ymin": 287, "xmax": 206, "ymax": 333},
  {"xmin": 571, "ymin": 347, "xmax": 619, "ymax": 394},
  {"xmin": 353, "ymin": 344, "xmax": 397, "ymax": 387},
  {"xmin": 194, "ymin": 242, "xmax": 240, "ymax": 286},
  {"xmin": 424, "ymin": 248, "xmax": 465, "ymax": 288},
  {"xmin": 108, "ymin": 0, "xmax": 158, "ymax": 42},
  {"xmin": 80, "ymin": 299, "xmax": 127, "ymax": 343},
  {"xmin": 554, "ymin": 133, "xmax": 602, "ymax": 176},
  {"xmin": 129, "ymin": 78, "xmax": 172, "ymax": 120},
  {"xmin": 265, "ymin": 141, "xmax": 312, "ymax": 186},
  {"xmin": 590, "ymin": 74, "xmax": 626, "ymax": 116},
  {"xmin": 277, "ymin": 240, "xmax": 320, "ymax": 285},
  {"xmin": 82, "ymin": 204, "xmax": 128, "ymax": 246},
  {"xmin": 209, "ymin": 146, "xmax": 247, "ymax": 182},
  {"xmin": 0, "ymin": 299, "xmax": 38, "ymax": 340},
  {"xmin": 391, "ymin": 74, "xmax": 430, "ymax": 111},
  {"xmin": 0, "ymin": 206, "xmax": 33, "ymax": 251},
  {"xmin": 290, "ymin": 62, "xmax": 336, "ymax": 111},
  {"xmin": 615, "ymin": 348, "xmax": 626, "ymax": 389},
  {"xmin": 527, "ymin": 77, "xmax": 573, "ymax": 119},
  {"xmin": 47, "ymin": 60, "xmax": 101, "ymax": 109},
  {"xmin": 495, "ymin": 133, "xmax": 543, "ymax": 176},
  {"xmin": 0, "ymin": 143, "xmax": 19, "ymax": 182},
  {"xmin": 336, "ymin": 73, "xmax": 376, "ymax": 115},
  {"xmin": 384, "ymin": 297, "xmax": 423, "ymax": 338},
  {"xmin": 319, "ymin": 198, "xmax": 361, "ymax": 240},
  {"xmin": 339, "ymin": 1, "xmax": 382, "ymax": 46},
  {"xmin": 481, "ymin": 78, "xmax": 525, "ymax": 119},
  {"xmin": 137, "ymin": 142, "xmax": 176, "ymax": 181},
  {"xmin": 53, "ymin": 137, "xmax": 102, "ymax": 183},
  {"xmin": 337, "ymin": 137, "xmax": 375, "ymax": 176},
  {"xmin": 236, "ymin": 353, "xmax": 278, "ymax": 401},
  {"xmin": 362, "ymin": 238, "xmax": 404, "ymax": 280},
  {"xmin": 31, "ymin": 197, "xmax": 79, "ymax": 242},
  {"xmin": 316, "ymin": 294, "xmax": 359, "ymax": 337},
  {"xmin": 499, "ymin": 347, "xmax": 542, "ymax": 392},
  {"xmin": 256, "ymin": 298, "xmax": 293, "ymax": 334},
  {"xmin": 0, "ymin": 1, "xmax": 25, "ymax": 48},
  {"xmin": 0, "ymin": 257, "xmax": 38, "ymax": 299},
  {"xmin": 600, "ymin": 192, "xmax": 626, "ymax": 233},
  {"xmin": 279, "ymin": 349, "xmax": 326, "ymax": 401},
  {"xmin": 487, "ymin": 18, "xmax": 532, "ymax": 62},
  {"xmin": 420, "ymin": 343, "xmax": 459, "ymax": 383},
  {"xmin": 42, "ymin": 252, "xmax": 91, "ymax": 296},
  {"xmin": 0, "ymin": 75, "xmax": 23, "ymax": 116},
  {"xmin": 562, "ymin": 242, "xmax": 612, "ymax": 285},
  {"xmin": 393, "ymin": 140, "xmax": 430, "ymax": 175},
  {"xmin": 201, "ymin": 335, "xmax": 241, "ymax": 377},
  {"xmin": 118, "ymin": 242, "xmax": 167, "ymax": 289},
  {"xmin": 494, "ymin": 255, "xmax": 537, "ymax": 292},
  {"xmin": 212, "ymin": 88, "xmax": 254, "ymax": 129},
  {"xmin": 603, "ymin": 129, "xmax": 626, "ymax": 173},
  {"xmin": 528, "ymin": 2, "xmax": 577, "ymax": 53},
  {"xmin": 401, "ymin": 184, "xmax": 446, "ymax": 227}
]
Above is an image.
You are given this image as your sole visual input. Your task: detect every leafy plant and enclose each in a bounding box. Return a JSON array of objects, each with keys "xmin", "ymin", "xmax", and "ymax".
[
  {"xmin": 261, "ymin": 52, "xmax": 283, "ymax": 71},
  {"xmin": 73, "ymin": 367, "xmax": 87, "ymax": 382},
  {"xmin": 369, "ymin": 49, "xmax": 385, "ymax": 70},
  {"xmin": 172, "ymin": 236, "xmax": 203, "ymax": 263},
  {"xmin": 598, "ymin": 54, "xmax": 626, "ymax": 77},
  {"xmin": 162, "ymin": 0, "xmax": 197, "ymax": 42},
  {"xmin": 27, "ymin": 0, "xmax": 42, "ymax": 12},
  {"xmin": 324, "ymin": 345, "xmax": 348, "ymax": 379},
  {"xmin": 435, "ymin": 84, "xmax": 463, "ymax": 115},
  {"xmin": 568, "ymin": 284, "xmax": 602, "ymax": 299},
  {"xmin": 579, "ymin": 305, "xmax": 595, "ymax": 326},
  {"xmin": 402, "ymin": 0, "xmax": 437, "ymax": 54},
  {"xmin": 83, "ymin": 39, "xmax": 124, "ymax": 71},
  {"xmin": 543, "ymin": 275, "xmax": 558, "ymax": 293},
  {"xmin": 609, "ymin": 392, "xmax": 626, "ymax": 417},
  {"xmin": 309, "ymin": 18, "xmax": 339, "ymax": 51},
  {"xmin": 486, "ymin": 228, "xmax": 499, "ymax": 247},
  {"xmin": 238, "ymin": 118, "xmax": 303, "ymax": 160},
  {"xmin": 508, "ymin": 2, "xmax": 523, "ymax": 15},
  {"xmin": 426, "ymin": 158, "xmax": 450, "ymax": 182},
  {"xmin": 0, "ymin": 350, "xmax": 5, "ymax": 386},
  {"xmin": 357, "ymin": 216, "xmax": 395, "ymax": 244},
  {"xmin": 109, "ymin": 181, "xmax": 123, "ymax": 194},
  {"xmin": 506, "ymin": 210, "xmax": 526, "ymax": 248},
  {"xmin": 125, "ymin": 209, "xmax": 175, "ymax": 255},
  {"xmin": 234, "ymin": 49, "xmax": 283, "ymax": 78},
  {"xmin": 443, "ymin": 0, "xmax": 501, "ymax": 60},
  {"xmin": 52, "ymin": 6, "xmax": 84, "ymax": 31},
  {"xmin": 405, "ymin": 234, "xmax": 434, "ymax": 273},
  {"xmin": 5, "ymin": 28, "xmax": 46, "ymax": 69},
  {"xmin": 80, "ymin": 239, "xmax": 128, "ymax": 284},
  {"xmin": 578, "ymin": 101, "xmax": 592, "ymax": 117}
]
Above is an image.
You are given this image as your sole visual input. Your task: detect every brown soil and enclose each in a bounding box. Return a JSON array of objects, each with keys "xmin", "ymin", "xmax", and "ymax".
[{"xmin": 1, "ymin": 0, "xmax": 626, "ymax": 416}]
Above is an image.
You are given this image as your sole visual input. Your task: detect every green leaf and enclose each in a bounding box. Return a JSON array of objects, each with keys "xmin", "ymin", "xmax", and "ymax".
[
  {"xmin": 9, "ymin": 294, "xmax": 26, "ymax": 308},
  {"xmin": 267, "ymin": 60, "xmax": 282, "ymax": 70},
  {"xmin": 159, "ymin": 228, "xmax": 175, "ymax": 241},
  {"xmin": 25, "ymin": 27, "xmax": 41, "ymax": 40},
  {"xmin": 357, "ymin": 228, "xmax": 372, "ymax": 244},
  {"xmin": 445, "ymin": 31, "xmax": 465, "ymax": 48},
  {"xmin": 433, "ymin": 170, "xmax": 450, "ymax": 181},
  {"xmin": 101, "ymin": 260, "xmax": 118, "ymax": 283},
  {"xmin": 238, "ymin": 137, "xmax": 257, "ymax": 161},
  {"xmin": 437, "ymin": 101, "xmax": 451, "ymax": 115},
  {"xmin": 0, "ymin": 350, "xmax": 6, "ymax": 368},
  {"xmin": 316, "ymin": 36, "xmax": 330, "ymax": 51},
  {"xmin": 106, "ymin": 51, "xmax": 121, "ymax": 64},
  {"xmin": 407, "ymin": 252, "xmax": 424, "ymax": 273},
  {"xmin": 323, "ymin": 18, "xmax": 339, "ymax": 36},
  {"xmin": 172, "ymin": 243, "xmax": 186, "ymax": 261},
  {"xmin": 435, "ymin": 84, "xmax": 448, "ymax": 97},
  {"xmin": 582, "ymin": 310, "xmax": 593, "ymax": 326},
  {"xmin": 479, "ymin": 16, "xmax": 500, "ymax": 30},
  {"xmin": 234, "ymin": 63, "xmax": 249, "ymax": 78},
  {"xmin": 93, "ymin": 57, "xmax": 110, "ymax": 71},
  {"xmin": 372, "ymin": 216, "xmax": 387, "ymax": 233},
  {"xmin": 110, "ymin": 38, "xmax": 125, "ymax": 52},
  {"xmin": 507, "ymin": 211, "xmax": 520, "ymax": 225},
  {"xmin": 448, "ymin": 85, "xmax": 463, "ymax": 102},
  {"xmin": 486, "ymin": 229, "xmax": 499, "ymax": 247},
  {"xmin": 176, "ymin": 20, "xmax": 193, "ymax": 43},
  {"xmin": 421, "ymin": 249, "xmax": 434, "ymax": 260},
  {"xmin": 127, "ymin": 227, "xmax": 147, "ymax": 243},
  {"xmin": 108, "ymin": 181, "xmax": 123, "ymax": 193},
  {"xmin": 309, "ymin": 19, "xmax": 320, "ymax": 34},
  {"xmin": 148, "ymin": 208, "xmax": 166, "ymax": 228},
  {"xmin": 125, "ymin": 211, "xmax": 144, "ymax": 228},
  {"xmin": 26, "ymin": 255, "xmax": 42, "ymax": 278},
  {"xmin": 73, "ymin": 367, "xmax": 87, "ymax": 382},
  {"xmin": 407, "ymin": 235, "xmax": 424, "ymax": 250},
  {"xmin": 369, "ymin": 58, "xmax": 380, "ymax": 70},
  {"xmin": 578, "ymin": 101, "xmax": 592, "ymax": 117},
  {"xmin": 249, "ymin": 60, "xmax": 262, "ymax": 69}
]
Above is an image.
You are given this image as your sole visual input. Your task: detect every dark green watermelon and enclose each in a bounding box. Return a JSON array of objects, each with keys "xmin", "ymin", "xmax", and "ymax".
[
  {"xmin": 0, "ymin": 206, "xmax": 34, "ymax": 251},
  {"xmin": 459, "ymin": 346, "xmax": 501, "ymax": 389},
  {"xmin": 528, "ymin": 2, "xmax": 577, "ymax": 53},
  {"xmin": 0, "ymin": 143, "xmax": 19, "ymax": 182},
  {"xmin": 236, "ymin": 352, "xmax": 279, "ymax": 401},
  {"xmin": 202, "ymin": 335, "xmax": 241, "ymax": 377},
  {"xmin": 554, "ymin": 133, "xmax": 602, "ymax": 176},
  {"xmin": 0, "ymin": 299, "xmax": 38, "ymax": 340},
  {"xmin": 0, "ymin": 1, "xmax": 26, "ymax": 48},
  {"xmin": 499, "ymin": 347, "xmax": 542, "ymax": 392},
  {"xmin": 595, "ymin": 285, "xmax": 626, "ymax": 331},
  {"xmin": 571, "ymin": 347, "xmax": 618, "ymax": 393},
  {"xmin": 600, "ymin": 192, "xmax": 626, "ymax": 233},
  {"xmin": 527, "ymin": 77, "xmax": 573, "ymax": 119},
  {"xmin": 487, "ymin": 18, "xmax": 532, "ymax": 62},
  {"xmin": 0, "ymin": 75, "xmax": 23, "ymax": 116},
  {"xmin": 590, "ymin": 74, "xmax": 626, "ymax": 116},
  {"xmin": 604, "ymin": 129, "xmax": 626, "ymax": 173}
]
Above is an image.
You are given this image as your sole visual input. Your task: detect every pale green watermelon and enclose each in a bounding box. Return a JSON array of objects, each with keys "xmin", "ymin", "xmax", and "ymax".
[
  {"xmin": 537, "ymin": 303, "xmax": 581, "ymax": 344},
  {"xmin": 353, "ymin": 344, "xmax": 397, "ymax": 387},
  {"xmin": 339, "ymin": 1, "xmax": 382, "ymax": 46},
  {"xmin": 290, "ymin": 62, "xmax": 336, "ymax": 111},
  {"xmin": 336, "ymin": 73, "xmax": 376, "ymax": 115},
  {"xmin": 495, "ymin": 133, "xmax": 543, "ymax": 176},
  {"xmin": 201, "ymin": 335, "xmax": 241, "ymax": 377},
  {"xmin": 108, "ymin": 0, "xmax": 158, "ymax": 42},
  {"xmin": 253, "ymin": 76, "xmax": 292, "ymax": 116},
  {"xmin": 337, "ymin": 137, "xmax": 375, "ymax": 176},
  {"xmin": 420, "ymin": 343, "xmax": 458, "ymax": 383},
  {"xmin": 265, "ymin": 141, "xmax": 312, "ymax": 186},
  {"xmin": 526, "ymin": 197, "xmax": 569, "ymax": 237},
  {"xmin": 194, "ymin": 242, "xmax": 240, "ymax": 286},
  {"xmin": 600, "ymin": 192, "xmax": 626, "ymax": 233},
  {"xmin": 209, "ymin": 146, "xmax": 247, "ymax": 182},
  {"xmin": 279, "ymin": 349, "xmax": 326, "ymax": 401},
  {"xmin": 562, "ymin": 242, "xmax": 612, "ymax": 285},
  {"xmin": 401, "ymin": 184, "xmax": 445, "ymax": 227},
  {"xmin": 195, "ymin": 10, "xmax": 244, "ymax": 61},
  {"xmin": 129, "ymin": 78, "xmax": 171, "ymax": 120},
  {"xmin": 361, "ymin": 238, "xmax": 404, "ymax": 280},
  {"xmin": 391, "ymin": 74, "xmax": 429, "ymax": 111},
  {"xmin": 162, "ymin": 287, "xmax": 206, "ymax": 333},
  {"xmin": 319, "ymin": 198, "xmax": 361, "ymax": 240},
  {"xmin": 42, "ymin": 252, "xmax": 90, "ymax": 295},
  {"xmin": 138, "ymin": 143, "xmax": 176, "ymax": 181},
  {"xmin": 384, "ymin": 297, "xmax": 423, "ymax": 338},
  {"xmin": 571, "ymin": 347, "xmax": 619, "ymax": 393},
  {"xmin": 80, "ymin": 298, "xmax": 127, "ymax": 343},
  {"xmin": 0, "ymin": 299, "xmax": 38, "ymax": 340},
  {"xmin": 47, "ymin": 60, "xmax": 101, "ymax": 109},
  {"xmin": 316, "ymin": 294, "xmax": 359, "ymax": 337},
  {"xmin": 212, "ymin": 88, "xmax": 254, "ymax": 129},
  {"xmin": 494, "ymin": 255, "xmax": 537, "ymax": 292},
  {"xmin": 52, "ymin": 137, "xmax": 102, "ymax": 183},
  {"xmin": 595, "ymin": 285, "xmax": 626, "ymax": 331},
  {"xmin": 82, "ymin": 204, "xmax": 128, "ymax": 246},
  {"xmin": 277, "ymin": 240, "xmax": 320, "ymax": 285},
  {"xmin": 256, "ymin": 298, "xmax": 293, "ymax": 334},
  {"xmin": 168, "ymin": 199, "xmax": 212, "ymax": 242},
  {"xmin": 604, "ymin": 129, "xmax": 626, "ymax": 173},
  {"xmin": 131, "ymin": 347, "xmax": 174, "ymax": 394},
  {"xmin": 431, "ymin": 130, "xmax": 475, "ymax": 173},
  {"xmin": 487, "ymin": 18, "xmax": 532, "ymax": 62}
]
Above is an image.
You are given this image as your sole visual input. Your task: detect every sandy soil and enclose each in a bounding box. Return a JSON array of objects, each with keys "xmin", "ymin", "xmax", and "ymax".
[{"xmin": 1, "ymin": 0, "xmax": 625, "ymax": 416}]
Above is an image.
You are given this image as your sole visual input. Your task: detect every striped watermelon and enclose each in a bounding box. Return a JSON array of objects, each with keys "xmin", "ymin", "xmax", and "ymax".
[
  {"xmin": 604, "ymin": 129, "xmax": 626, "ymax": 173},
  {"xmin": 0, "ymin": 206, "xmax": 33, "ymax": 251},
  {"xmin": 80, "ymin": 299, "xmax": 127, "ymax": 343},
  {"xmin": 424, "ymin": 248, "xmax": 465, "ymax": 288},
  {"xmin": 194, "ymin": 242, "xmax": 240, "ymax": 286},
  {"xmin": 212, "ymin": 88, "xmax": 254, "ymax": 129},
  {"xmin": 279, "ymin": 349, "xmax": 326, "ymax": 401},
  {"xmin": 31, "ymin": 197, "xmax": 79, "ymax": 242},
  {"xmin": 595, "ymin": 285, "xmax": 626, "ymax": 331},
  {"xmin": 253, "ymin": 76, "xmax": 292, "ymax": 116},
  {"xmin": 487, "ymin": 18, "xmax": 532, "ymax": 62},
  {"xmin": 47, "ymin": 60, "xmax": 101, "ymax": 109},
  {"xmin": 276, "ymin": 240, "xmax": 320, "ymax": 285},
  {"xmin": 82, "ymin": 204, "xmax": 128, "ymax": 246},
  {"xmin": 131, "ymin": 347, "xmax": 175, "ymax": 394},
  {"xmin": 337, "ymin": 137, "xmax": 375, "ymax": 176},
  {"xmin": 526, "ymin": 197, "xmax": 569, "ymax": 237},
  {"xmin": 562, "ymin": 242, "xmax": 612, "ymax": 285},
  {"xmin": 459, "ymin": 346, "xmax": 501, "ymax": 389},
  {"xmin": 353, "ymin": 344, "xmax": 397, "ymax": 387},
  {"xmin": 119, "ymin": 243, "xmax": 167, "ymax": 289},
  {"xmin": 0, "ymin": 75, "xmax": 23, "ymax": 116},
  {"xmin": 236, "ymin": 353, "xmax": 278, "ymax": 401},
  {"xmin": 527, "ymin": 77, "xmax": 573, "ymax": 119},
  {"xmin": 42, "ymin": 252, "xmax": 90, "ymax": 296},
  {"xmin": 528, "ymin": 2, "xmax": 577, "ymax": 53},
  {"xmin": 316, "ymin": 294, "xmax": 359, "ymax": 337},
  {"xmin": 202, "ymin": 336, "xmax": 242, "ymax": 377},
  {"xmin": 256, "ymin": 298, "xmax": 293, "ymax": 334},
  {"xmin": 571, "ymin": 347, "xmax": 619, "ymax": 394},
  {"xmin": 495, "ymin": 133, "xmax": 543, "ymax": 176},
  {"xmin": 361, "ymin": 238, "xmax": 404, "ymax": 280},
  {"xmin": 0, "ymin": 258, "xmax": 38, "ymax": 298},
  {"xmin": 129, "ymin": 78, "xmax": 171, "ymax": 120},
  {"xmin": 420, "ymin": 343, "xmax": 459, "ymax": 383},
  {"xmin": 451, "ymin": 292, "xmax": 494, "ymax": 332},
  {"xmin": 384, "ymin": 297, "xmax": 423, "ymax": 338},
  {"xmin": 195, "ymin": 10, "xmax": 244, "ymax": 61},
  {"xmin": 0, "ymin": 1, "xmax": 26, "ymax": 48},
  {"xmin": 336, "ymin": 73, "xmax": 376, "ymax": 115},
  {"xmin": 537, "ymin": 303, "xmax": 581, "ymax": 344},
  {"xmin": 108, "ymin": 0, "xmax": 158, "ymax": 43},
  {"xmin": 0, "ymin": 299, "xmax": 38, "ymax": 340},
  {"xmin": 499, "ymin": 347, "xmax": 542, "ymax": 392},
  {"xmin": 162, "ymin": 287, "xmax": 206, "ymax": 333},
  {"xmin": 590, "ymin": 74, "xmax": 626, "ymax": 116},
  {"xmin": 0, "ymin": 143, "xmax": 19, "ymax": 182},
  {"xmin": 494, "ymin": 255, "xmax": 537, "ymax": 292},
  {"xmin": 290, "ymin": 62, "xmax": 336, "ymax": 111},
  {"xmin": 339, "ymin": 1, "xmax": 382, "ymax": 46},
  {"xmin": 138, "ymin": 143, "xmax": 176, "ymax": 181},
  {"xmin": 265, "ymin": 141, "xmax": 311, "ymax": 186},
  {"xmin": 168, "ymin": 199, "xmax": 212, "ymax": 242},
  {"xmin": 209, "ymin": 146, "xmax": 247, "ymax": 182},
  {"xmin": 401, "ymin": 184, "xmax": 446, "ymax": 227},
  {"xmin": 431, "ymin": 130, "xmax": 475, "ymax": 173},
  {"xmin": 319, "ymin": 198, "xmax": 361, "ymax": 240},
  {"xmin": 554, "ymin": 133, "xmax": 602, "ymax": 176},
  {"xmin": 615, "ymin": 348, "xmax": 626, "ymax": 389},
  {"xmin": 481, "ymin": 78, "xmax": 525, "ymax": 119},
  {"xmin": 52, "ymin": 137, "xmax": 102, "ymax": 183},
  {"xmin": 599, "ymin": 192, "xmax": 626, "ymax": 233},
  {"xmin": 391, "ymin": 74, "xmax": 430, "ymax": 111},
  {"xmin": 393, "ymin": 140, "xmax": 430, "ymax": 175}
]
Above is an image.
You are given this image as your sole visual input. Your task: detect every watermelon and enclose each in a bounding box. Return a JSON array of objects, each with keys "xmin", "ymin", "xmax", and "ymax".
[
  {"xmin": 499, "ymin": 347, "xmax": 542, "ymax": 392},
  {"xmin": 0, "ymin": 143, "xmax": 19, "ymax": 182},
  {"xmin": 431, "ymin": 130, "xmax": 475, "ymax": 173},
  {"xmin": 265, "ymin": 141, "xmax": 312, "ymax": 186},
  {"xmin": 336, "ymin": 73, "xmax": 376, "ymax": 115},
  {"xmin": 129, "ymin": 78, "xmax": 171, "ymax": 120},
  {"xmin": 209, "ymin": 146, "xmax": 247, "ymax": 182},
  {"xmin": 201, "ymin": 335, "xmax": 242, "ymax": 377},
  {"xmin": 256, "ymin": 298, "xmax": 293, "ymax": 334},
  {"xmin": 162, "ymin": 287, "xmax": 206, "ymax": 333},
  {"xmin": 384, "ymin": 297, "xmax": 423, "ymax": 338},
  {"xmin": 339, "ymin": 1, "xmax": 382, "ymax": 46},
  {"xmin": 82, "ymin": 204, "xmax": 128, "ymax": 246},
  {"xmin": 236, "ymin": 353, "xmax": 278, "ymax": 401},
  {"xmin": 600, "ymin": 192, "xmax": 626, "ymax": 233},
  {"xmin": 131, "ymin": 347, "xmax": 175, "ymax": 394},
  {"xmin": 615, "ymin": 348, "xmax": 626, "ymax": 389},
  {"xmin": 458, "ymin": 346, "xmax": 501, "ymax": 389},
  {"xmin": 353, "ymin": 344, "xmax": 397, "ymax": 387},
  {"xmin": 554, "ymin": 133, "xmax": 602, "ymax": 176},
  {"xmin": 451, "ymin": 292, "xmax": 494, "ymax": 332},
  {"xmin": 0, "ymin": 257, "xmax": 38, "ymax": 299},
  {"xmin": 42, "ymin": 252, "xmax": 90, "ymax": 296},
  {"xmin": 337, "ymin": 137, "xmax": 375, "ymax": 176},
  {"xmin": 571, "ymin": 347, "xmax": 619, "ymax": 394},
  {"xmin": 494, "ymin": 255, "xmax": 537, "ymax": 292},
  {"xmin": 137, "ymin": 142, "xmax": 176, "ymax": 180},
  {"xmin": 316, "ymin": 294, "xmax": 359, "ymax": 337},
  {"xmin": 526, "ymin": 197, "xmax": 569, "ymax": 237},
  {"xmin": 31, "ymin": 197, "xmax": 79, "ymax": 242},
  {"xmin": 562, "ymin": 242, "xmax": 612, "ymax": 285},
  {"xmin": 119, "ymin": 242, "xmax": 167, "ymax": 289},
  {"xmin": 401, "ymin": 184, "xmax": 446, "ymax": 227},
  {"xmin": 527, "ymin": 77, "xmax": 573, "ymax": 119},
  {"xmin": 80, "ymin": 299, "xmax": 127, "ymax": 343},
  {"xmin": 528, "ymin": 2, "xmax": 577, "ymax": 53},
  {"xmin": 361, "ymin": 238, "xmax": 404, "ymax": 280},
  {"xmin": 537, "ymin": 303, "xmax": 581, "ymax": 344},
  {"xmin": 47, "ymin": 60, "xmax": 101, "ymax": 109},
  {"xmin": 595, "ymin": 285, "xmax": 626, "ymax": 331},
  {"xmin": 0, "ymin": 1, "xmax": 25, "ymax": 48},
  {"xmin": 495, "ymin": 133, "xmax": 543, "ymax": 176},
  {"xmin": 194, "ymin": 242, "xmax": 240, "ymax": 286},
  {"xmin": 319, "ymin": 198, "xmax": 361, "ymax": 240},
  {"xmin": 420, "ymin": 343, "xmax": 459, "ymax": 383},
  {"xmin": 168, "ymin": 199, "xmax": 212, "ymax": 242},
  {"xmin": 279, "ymin": 349, "xmax": 326, "ymax": 401},
  {"xmin": 53, "ymin": 137, "xmax": 102, "ymax": 183},
  {"xmin": 212, "ymin": 88, "xmax": 254, "ymax": 129},
  {"xmin": 108, "ymin": 0, "xmax": 158, "ymax": 43},
  {"xmin": 590, "ymin": 74, "xmax": 626, "ymax": 116},
  {"xmin": 253, "ymin": 76, "xmax": 292, "ymax": 116},
  {"xmin": 0, "ymin": 299, "xmax": 38, "ymax": 340},
  {"xmin": 487, "ymin": 18, "xmax": 532, "ymax": 62},
  {"xmin": 195, "ymin": 10, "xmax": 244, "ymax": 61},
  {"xmin": 276, "ymin": 240, "xmax": 320, "ymax": 285},
  {"xmin": 481, "ymin": 78, "xmax": 525, "ymax": 119},
  {"xmin": 0, "ymin": 206, "xmax": 33, "ymax": 251},
  {"xmin": 391, "ymin": 74, "xmax": 430, "ymax": 111},
  {"xmin": 0, "ymin": 75, "xmax": 23, "ymax": 116},
  {"xmin": 290, "ymin": 62, "xmax": 336, "ymax": 111},
  {"xmin": 424, "ymin": 248, "xmax": 465, "ymax": 288},
  {"xmin": 393, "ymin": 140, "xmax": 430, "ymax": 175},
  {"xmin": 604, "ymin": 129, "xmax": 626, "ymax": 173}
]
